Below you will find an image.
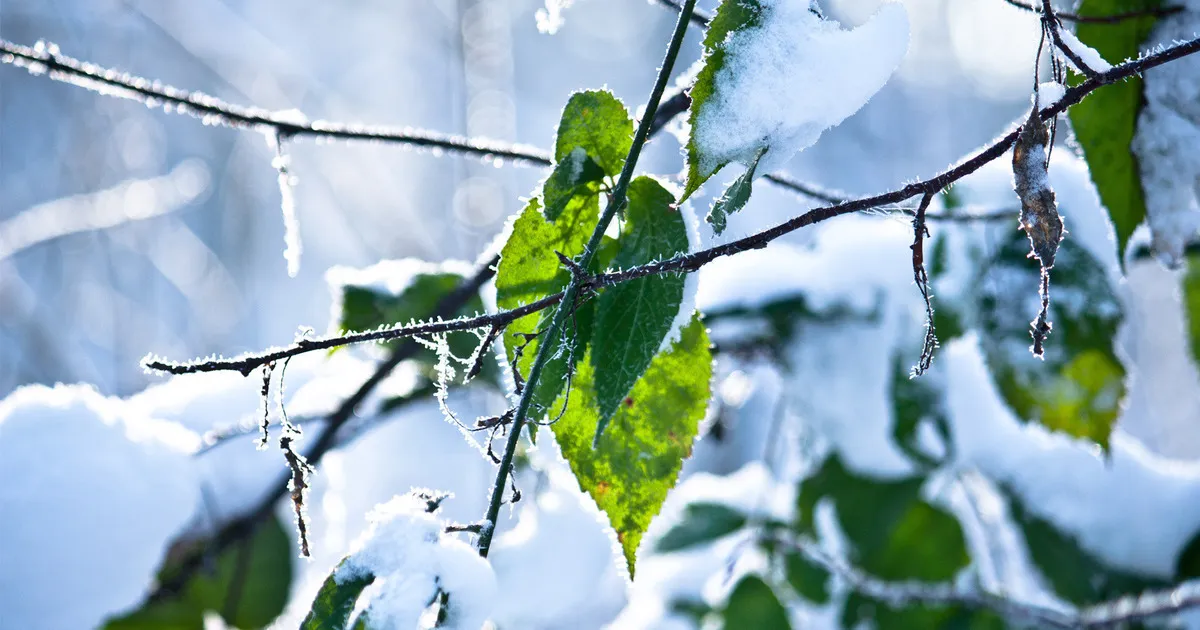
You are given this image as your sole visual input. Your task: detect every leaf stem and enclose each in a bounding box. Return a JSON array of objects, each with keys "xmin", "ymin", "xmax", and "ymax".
[{"xmin": 475, "ymin": 0, "xmax": 700, "ymax": 557}]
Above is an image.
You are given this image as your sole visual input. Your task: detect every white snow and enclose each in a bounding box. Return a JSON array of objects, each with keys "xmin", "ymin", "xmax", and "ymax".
[
  {"xmin": 1036, "ymin": 81, "xmax": 1066, "ymax": 109},
  {"xmin": 692, "ymin": 0, "xmax": 910, "ymax": 177},
  {"xmin": 1132, "ymin": 10, "xmax": 1200, "ymax": 267},
  {"xmin": 535, "ymin": 0, "xmax": 575, "ymax": 34},
  {"xmin": 340, "ymin": 494, "xmax": 497, "ymax": 630},
  {"xmin": 1058, "ymin": 28, "xmax": 1113, "ymax": 74},
  {"xmin": 0, "ymin": 384, "xmax": 200, "ymax": 630}
]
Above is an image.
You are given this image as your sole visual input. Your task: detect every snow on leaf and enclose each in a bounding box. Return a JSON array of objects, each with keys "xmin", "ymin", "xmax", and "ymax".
[
  {"xmin": 1067, "ymin": 0, "xmax": 1163, "ymax": 263},
  {"xmin": 496, "ymin": 197, "xmax": 597, "ymax": 417},
  {"xmin": 591, "ymin": 177, "xmax": 689, "ymax": 439},
  {"xmin": 683, "ymin": 0, "xmax": 909, "ymax": 200},
  {"xmin": 1131, "ymin": 10, "xmax": 1200, "ymax": 266},
  {"xmin": 552, "ymin": 315, "xmax": 712, "ymax": 575},
  {"xmin": 300, "ymin": 562, "xmax": 375, "ymax": 630}
]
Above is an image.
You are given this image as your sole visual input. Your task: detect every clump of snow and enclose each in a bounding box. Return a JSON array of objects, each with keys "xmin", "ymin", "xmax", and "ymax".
[
  {"xmin": 341, "ymin": 494, "xmax": 496, "ymax": 629},
  {"xmin": 1057, "ymin": 28, "xmax": 1113, "ymax": 74},
  {"xmin": 1036, "ymin": 81, "xmax": 1066, "ymax": 108},
  {"xmin": 1132, "ymin": 10, "xmax": 1200, "ymax": 267},
  {"xmin": 535, "ymin": 0, "xmax": 575, "ymax": 34},
  {"xmin": 266, "ymin": 129, "xmax": 302, "ymax": 278},
  {"xmin": 692, "ymin": 0, "xmax": 910, "ymax": 176},
  {"xmin": 0, "ymin": 384, "xmax": 200, "ymax": 630}
]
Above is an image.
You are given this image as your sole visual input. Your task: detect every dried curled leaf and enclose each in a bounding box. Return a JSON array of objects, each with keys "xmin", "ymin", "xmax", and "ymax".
[{"xmin": 1013, "ymin": 110, "xmax": 1064, "ymax": 269}]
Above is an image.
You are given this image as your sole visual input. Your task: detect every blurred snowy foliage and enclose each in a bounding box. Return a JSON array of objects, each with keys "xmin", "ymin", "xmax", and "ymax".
[{"xmin": 5, "ymin": 0, "xmax": 1200, "ymax": 628}]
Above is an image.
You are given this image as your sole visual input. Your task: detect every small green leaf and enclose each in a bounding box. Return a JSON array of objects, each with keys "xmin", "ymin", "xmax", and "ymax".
[
  {"xmin": 707, "ymin": 147, "xmax": 766, "ymax": 234},
  {"xmin": 684, "ymin": 0, "xmax": 768, "ymax": 200},
  {"xmin": 301, "ymin": 564, "xmax": 376, "ymax": 630},
  {"xmin": 106, "ymin": 517, "xmax": 294, "ymax": 630},
  {"xmin": 553, "ymin": 315, "xmax": 713, "ymax": 574},
  {"xmin": 785, "ymin": 551, "xmax": 831, "ymax": 604},
  {"xmin": 1068, "ymin": 0, "xmax": 1162, "ymax": 261},
  {"xmin": 655, "ymin": 503, "xmax": 747, "ymax": 553},
  {"xmin": 591, "ymin": 177, "xmax": 690, "ymax": 438},
  {"xmin": 554, "ymin": 90, "xmax": 633, "ymax": 177},
  {"xmin": 543, "ymin": 147, "xmax": 606, "ymax": 222},
  {"xmin": 1006, "ymin": 488, "xmax": 1164, "ymax": 605},
  {"xmin": 974, "ymin": 232, "xmax": 1126, "ymax": 449},
  {"xmin": 497, "ymin": 197, "xmax": 599, "ymax": 417},
  {"xmin": 721, "ymin": 575, "xmax": 791, "ymax": 630}
]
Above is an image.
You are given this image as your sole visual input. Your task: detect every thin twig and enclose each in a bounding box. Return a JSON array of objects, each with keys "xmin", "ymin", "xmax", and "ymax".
[
  {"xmin": 910, "ymin": 192, "xmax": 937, "ymax": 376},
  {"xmin": 476, "ymin": 0, "xmax": 702, "ymax": 558},
  {"xmin": 1002, "ymin": 0, "xmax": 1183, "ymax": 24},
  {"xmin": 0, "ymin": 39, "xmax": 553, "ymax": 167}
]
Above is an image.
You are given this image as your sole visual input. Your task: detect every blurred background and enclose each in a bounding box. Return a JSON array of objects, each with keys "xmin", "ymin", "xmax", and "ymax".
[{"xmin": 0, "ymin": 0, "xmax": 1042, "ymax": 398}]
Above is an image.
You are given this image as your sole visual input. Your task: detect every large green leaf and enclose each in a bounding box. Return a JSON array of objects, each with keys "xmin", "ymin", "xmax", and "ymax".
[
  {"xmin": 796, "ymin": 456, "xmax": 969, "ymax": 583},
  {"xmin": 974, "ymin": 232, "xmax": 1126, "ymax": 449},
  {"xmin": 496, "ymin": 197, "xmax": 598, "ymax": 418},
  {"xmin": 683, "ymin": 0, "xmax": 768, "ymax": 200},
  {"xmin": 721, "ymin": 575, "xmax": 791, "ymax": 630},
  {"xmin": 591, "ymin": 177, "xmax": 690, "ymax": 436},
  {"xmin": 655, "ymin": 503, "xmax": 747, "ymax": 553},
  {"xmin": 554, "ymin": 90, "xmax": 633, "ymax": 177},
  {"xmin": 301, "ymin": 564, "xmax": 376, "ymax": 630},
  {"xmin": 553, "ymin": 315, "xmax": 713, "ymax": 573},
  {"xmin": 107, "ymin": 517, "xmax": 293, "ymax": 630},
  {"xmin": 1067, "ymin": 0, "xmax": 1162, "ymax": 261}
]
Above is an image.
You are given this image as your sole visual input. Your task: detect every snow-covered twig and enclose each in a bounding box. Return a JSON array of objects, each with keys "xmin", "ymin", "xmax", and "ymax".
[
  {"xmin": 0, "ymin": 38, "xmax": 554, "ymax": 167},
  {"xmin": 143, "ymin": 35, "xmax": 1200, "ymax": 377}
]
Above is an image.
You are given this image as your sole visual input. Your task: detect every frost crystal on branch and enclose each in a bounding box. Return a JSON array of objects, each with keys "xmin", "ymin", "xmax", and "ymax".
[{"xmin": 266, "ymin": 128, "xmax": 302, "ymax": 278}]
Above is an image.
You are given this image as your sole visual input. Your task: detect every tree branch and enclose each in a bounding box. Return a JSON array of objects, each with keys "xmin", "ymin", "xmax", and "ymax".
[
  {"xmin": 142, "ymin": 35, "xmax": 1200, "ymax": 377},
  {"xmin": 0, "ymin": 39, "xmax": 553, "ymax": 167}
]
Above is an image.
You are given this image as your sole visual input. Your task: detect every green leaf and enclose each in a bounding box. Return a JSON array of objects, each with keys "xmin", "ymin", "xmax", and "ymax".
[
  {"xmin": 591, "ymin": 177, "xmax": 690, "ymax": 437},
  {"xmin": 721, "ymin": 575, "xmax": 791, "ymax": 630},
  {"xmin": 1068, "ymin": 0, "xmax": 1162, "ymax": 261},
  {"xmin": 1183, "ymin": 254, "xmax": 1200, "ymax": 371},
  {"xmin": 974, "ymin": 232, "xmax": 1126, "ymax": 450},
  {"xmin": 707, "ymin": 147, "xmax": 766, "ymax": 234},
  {"xmin": 553, "ymin": 315, "xmax": 713, "ymax": 574},
  {"xmin": 796, "ymin": 456, "xmax": 968, "ymax": 582},
  {"xmin": 1006, "ymin": 489, "xmax": 1164, "ymax": 605},
  {"xmin": 336, "ymin": 268, "xmax": 492, "ymax": 383},
  {"xmin": 785, "ymin": 551, "xmax": 831, "ymax": 604},
  {"xmin": 301, "ymin": 564, "xmax": 376, "ymax": 630},
  {"xmin": 497, "ymin": 197, "xmax": 599, "ymax": 418},
  {"xmin": 554, "ymin": 90, "xmax": 633, "ymax": 177},
  {"xmin": 655, "ymin": 503, "xmax": 747, "ymax": 553},
  {"xmin": 684, "ymin": 0, "xmax": 768, "ymax": 200},
  {"xmin": 106, "ymin": 517, "xmax": 294, "ymax": 630},
  {"xmin": 543, "ymin": 147, "xmax": 607, "ymax": 222}
]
